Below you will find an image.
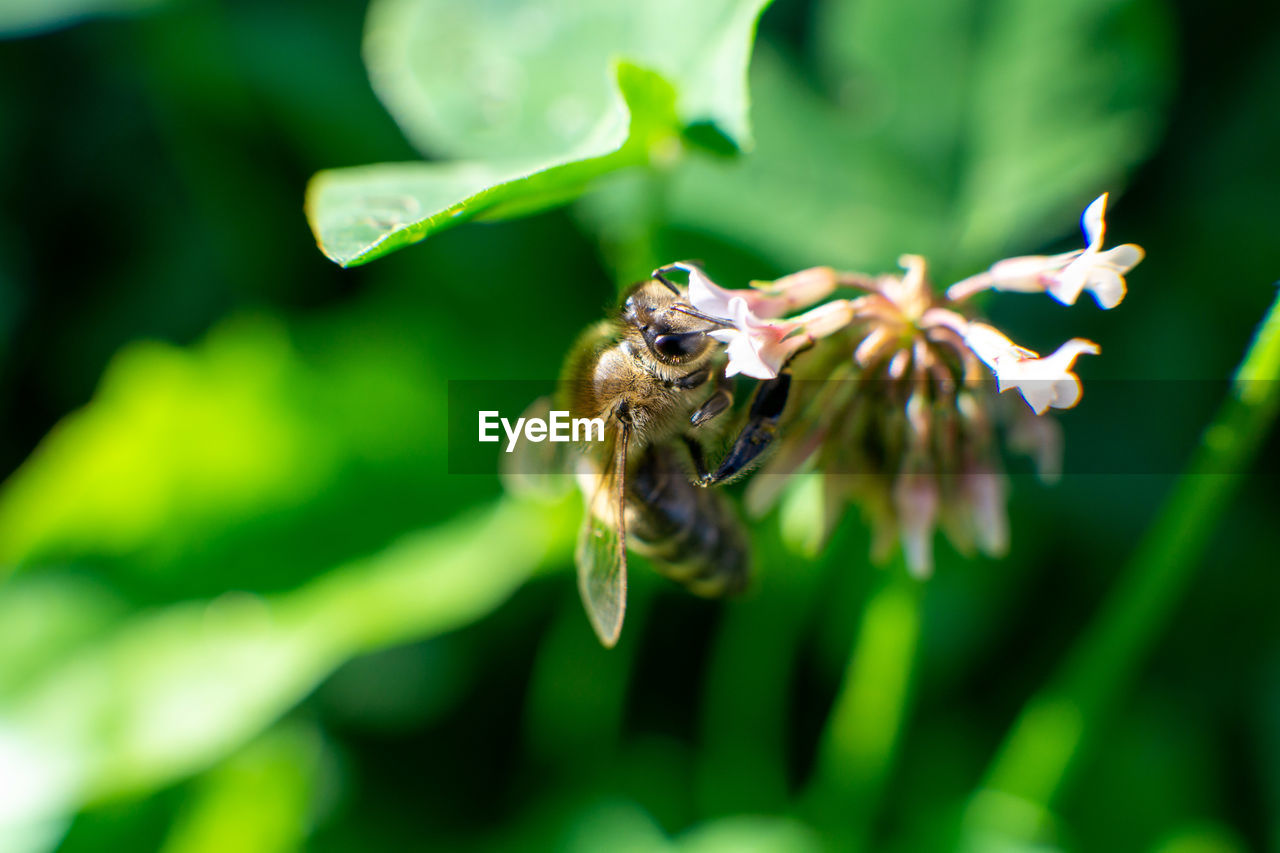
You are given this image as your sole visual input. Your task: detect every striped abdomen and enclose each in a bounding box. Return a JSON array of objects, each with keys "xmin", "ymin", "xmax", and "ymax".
[{"xmin": 625, "ymin": 443, "xmax": 749, "ymax": 597}]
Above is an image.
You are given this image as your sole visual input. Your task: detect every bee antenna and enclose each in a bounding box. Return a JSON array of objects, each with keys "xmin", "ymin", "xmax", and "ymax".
[
  {"xmin": 652, "ymin": 271, "xmax": 681, "ymax": 295},
  {"xmin": 670, "ymin": 304, "xmax": 732, "ymax": 328}
]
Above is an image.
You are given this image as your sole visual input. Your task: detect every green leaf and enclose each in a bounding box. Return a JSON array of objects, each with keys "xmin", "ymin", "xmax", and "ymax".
[
  {"xmin": 159, "ymin": 725, "xmax": 325, "ymax": 853},
  {"xmin": 306, "ymin": 0, "xmax": 772, "ymax": 267},
  {"xmin": 365, "ymin": 0, "xmax": 767, "ymax": 161},
  {"xmin": 0, "ymin": 0, "xmax": 164, "ymax": 38},
  {"xmin": 0, "ymin": 495, "xmax": 577, "ymax": 834},
  {"xmin": 306, "ymin": 63, "xmax": 680, "ymax": 267},
  {"xmin": 0, "ymin": 316, "xmax": 339, "ymax": 570},
  {"xmin": 561, "ymin": 801, "xmax": 822, "ymax": 853},
  {"xmin": 667, "ymin": 0, "xmax": 1172, "ymax": 277}
]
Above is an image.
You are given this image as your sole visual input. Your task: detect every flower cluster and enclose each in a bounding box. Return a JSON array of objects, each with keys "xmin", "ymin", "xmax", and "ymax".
[{"xmin": 679, "ymin": 194, "xmax": 1143, "ymax": 576}]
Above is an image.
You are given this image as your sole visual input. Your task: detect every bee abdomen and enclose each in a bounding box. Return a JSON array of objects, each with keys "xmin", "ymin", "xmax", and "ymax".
[{"xmin": 626, "ymin": 445, "xmax": 749, "ymax": 597}]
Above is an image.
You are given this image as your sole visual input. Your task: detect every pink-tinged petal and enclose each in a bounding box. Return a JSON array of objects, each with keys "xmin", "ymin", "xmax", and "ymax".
[
  {"xmin": 1081, "ymin": 193, "xmax": 1108, "ymax": 250},
  {"xmin": 854, "ymin": 326, "xmax": 894, "ymax": 367},
  {"xmin": 894, "ymin": 474, "xmax": 938, "ymax": 578},
  {"xmin": 906, "ymin": 392, "xmax": 930, "ymax": 440},
  {"xmin": 988, "ymin": 255, "xmax": 1063, "ymax": 291},
  {"xmin": 748, "ymin": 266, "xmax": 838, "ymax": 317},
  {"xmin": 789, "ymin": 298, "xmax": 855, "ymax": 338},
  {"xmin": 1009, "ymin": 409, "xmax": 1064, "ymax": 483},
  {"xmin": 946, "ymin": 253, "xmax": 1076, "ymax": 301},
  {"xmin": 711, "ymin": 296, "xmax": 798, "ymax": 379},
  {"xmin": 722, "ymin": 334, "xmax": 776, "ymax": 379},
  {"xmin": 888, "ymin": 349, "xmax": 911, "ymax": 379},
  {"xmin": 969, "ymin": 470, "xmax": 1009, "ymax": 556}
]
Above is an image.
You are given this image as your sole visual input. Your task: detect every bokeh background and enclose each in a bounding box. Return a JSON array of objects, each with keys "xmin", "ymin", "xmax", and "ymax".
[{"xmin": 1, "ymin": 0, "xmax": 1278, "ymax": 851}]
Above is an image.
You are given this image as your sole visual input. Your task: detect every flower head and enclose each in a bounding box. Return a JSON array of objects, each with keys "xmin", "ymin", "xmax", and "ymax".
[
  {"xmin": 667, "ymin": 192, "xmax": 1140, "ymax": 578},
  {"xmin": 948, "ymin": 193, "xmax": 1145, "ymax": 309}
]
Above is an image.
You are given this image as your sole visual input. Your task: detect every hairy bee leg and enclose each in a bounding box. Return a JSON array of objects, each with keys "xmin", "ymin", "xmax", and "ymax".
[
  {"xmin": 690, "ymin": 370, "xmax": 733, "ymax": 427},
  {"xmin": 691, "ymin": 390, "xmax": 732, "ymax": 427},
  {"xmin": 682, "ymin": 434, "xmax": 711, "ymax": 482},
  {"xmin": 671, "ymin": 366, "xmax": 711, "ymax": 390},
  {"xmin": 699, "ymin": 373, "xmax": 791, "ymax": 487}
]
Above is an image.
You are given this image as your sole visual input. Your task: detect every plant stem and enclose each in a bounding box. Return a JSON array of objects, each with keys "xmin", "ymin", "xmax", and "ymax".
[
  {"xmin": 806, "ymin": 561, "xmax": 925, "ymax": 850},
  {"xmin": 962, "ymin": 291, "xmax": 1280, "ymax": 844}
]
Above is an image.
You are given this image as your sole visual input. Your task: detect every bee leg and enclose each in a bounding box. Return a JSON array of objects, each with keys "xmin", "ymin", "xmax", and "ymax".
[
  {"xmin": 690, "ymin": 371, "xmax": 733, "ymax": 427},
  {"xmin": 698, "ymin": 373, "xmax": 791, "ymax": 487},
  {"xmin": 682, "ymin": 434, "xmax": 711, "ymax": 482},
  {"xmin": 671, "ymin": 366, "xmax": 711, "ymax": 390}
]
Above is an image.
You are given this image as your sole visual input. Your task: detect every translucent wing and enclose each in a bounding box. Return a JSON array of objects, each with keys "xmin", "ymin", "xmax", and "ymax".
[
  {"xmin": 575, "ymin": 420, "xmax": 629, "ymax": 647},
  {"xmin": 500, "ymin": 395, "xmax": 572, "ymax": 498}
]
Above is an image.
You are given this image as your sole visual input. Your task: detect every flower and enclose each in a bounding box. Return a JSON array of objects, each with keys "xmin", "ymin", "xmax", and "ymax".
[
  {"xmin": 964, "ymin": 323, "xmax": 1100, "ymax": 415},
  {"xmin": 646, "ymin": 191, "xmax": 1142, "ymax": 579},
  {"xmin": 947, "ymin": 193, "xmax": 1145, "ymax": 309},
  {"xmin": 711, "ymin": 297, "xmax": 797, "ymax": 379},
  {"xmin": 744, "ymin": 255, "xmax": 1030, "ymax": 578},
  {"xmin": 710, "ymin": 295, "xmax": 855, "ymax": 379}
]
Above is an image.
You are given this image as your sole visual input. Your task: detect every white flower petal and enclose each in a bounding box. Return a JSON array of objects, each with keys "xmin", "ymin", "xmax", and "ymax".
[
  {"xmin": 1084, "ymin": 267, "xmax": 1126, "ymax": 309},
  {"xmin": 1045, "ymin": 259, "xmax": 1089, "ymax": 306},
  {"xmin": 723, "ymin": 334, "xmax": 775, "ymax": 379},
  {"xmin": 962, "ymin": 322, "xmax": 1038, "ymax": 371},
  {"xmin": 1081, "ymin": 193, "xmax": 1108, "ymax": 249},
  {"xmin": 996, "ymin": 338, "xmax": 1100, "ymax": 415},
  {"xmin": 1044, "ymin": 337, "xmax": 1101, "ymax": 367},
  {"xmin": 713, "ymin": 296, "xmax": 792, "ymax": 379},
  {"xmin": 1095, "ymin": 242, "xmax": 1144, "ymax": 273},
  {"xmin": 682, "ymin": 264, "xmax": 737, "ymax": 318}
]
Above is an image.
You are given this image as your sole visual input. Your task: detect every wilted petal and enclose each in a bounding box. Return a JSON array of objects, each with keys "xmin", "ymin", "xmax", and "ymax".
[
  {"xmin": 894, "ymin": 474, "xmax": 939, "ymax": 578},
  {"xmin": 964, "ymin": 469, "xmax": 1009, "ymax": 556},
  {"xmin": 854, "ymin": 326, "xmax": 895, "ymax": 367},
  {"xmin": 1008, "ymin": 407, "xmax": 1064, "ymax": 483}
]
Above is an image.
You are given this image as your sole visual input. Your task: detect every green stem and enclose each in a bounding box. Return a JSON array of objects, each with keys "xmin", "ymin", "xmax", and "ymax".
[
  {"xmin": 963, "ymin": 291, "xmax": 1280, "ymax": 844},
  {"xmin": 806, "ymin": 562, "xmax": 925, "ymax": 849}
]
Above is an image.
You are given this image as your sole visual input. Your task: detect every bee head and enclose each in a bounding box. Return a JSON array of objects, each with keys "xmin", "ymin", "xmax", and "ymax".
[{"xmin": 620, "ymin": 277, "xmax": 720, "ymax": 365}]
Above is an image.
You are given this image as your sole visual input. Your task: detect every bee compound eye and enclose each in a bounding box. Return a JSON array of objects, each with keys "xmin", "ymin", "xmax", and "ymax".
[{"xmin": 653, "ymin": 332, "xmax": 705, "ymax": 359}]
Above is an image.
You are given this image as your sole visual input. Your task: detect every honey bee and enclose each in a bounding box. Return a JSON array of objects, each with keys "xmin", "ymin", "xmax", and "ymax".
[{"xmin": 547, "ymin": 264, "xmax": 793, "ymax": 646}]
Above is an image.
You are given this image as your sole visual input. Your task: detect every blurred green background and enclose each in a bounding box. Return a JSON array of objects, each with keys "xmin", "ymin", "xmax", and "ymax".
[{"xmin": 1, "ymin": 0, "xmax": 1278, "ymax": 851}]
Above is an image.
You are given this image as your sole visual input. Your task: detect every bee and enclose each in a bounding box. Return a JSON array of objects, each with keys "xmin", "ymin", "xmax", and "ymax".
[{"xmin": 546, "ymin": 264, "xmax": 793, "ymax": 646}]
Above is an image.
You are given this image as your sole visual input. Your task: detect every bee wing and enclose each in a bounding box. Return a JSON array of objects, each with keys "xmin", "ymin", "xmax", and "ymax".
[
  {"xmin": 500, "ymin": 395, "xmax": 572, "ymax": 498},
  {"xmin": 575, "ymin": 420, "xmax": 629, "ymax": 647}
]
